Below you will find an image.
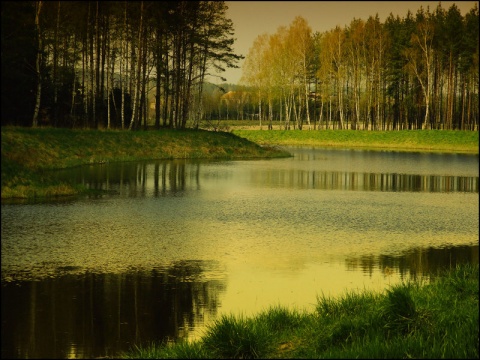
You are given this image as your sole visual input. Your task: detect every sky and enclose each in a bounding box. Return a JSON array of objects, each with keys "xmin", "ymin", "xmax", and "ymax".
[{"xmin": 217, "ymin": 1, "xmax": 478, "ymax": 85}]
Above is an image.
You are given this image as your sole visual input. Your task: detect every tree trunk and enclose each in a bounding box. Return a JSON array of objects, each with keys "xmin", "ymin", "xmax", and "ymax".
[
  {"xmin": 82, "ymin": 28, "xmax": 88, "ymax": 128},
  {"xmin": 258, "ymin": 92, "xmax": 262, "ymax": 129},
  {"xmin": 32, "ymin": 1, "xmax": 43, "ymax": 127},
  {"xmin": 52, "ymin": 1, "xmax": 61, "ymax": 126},
  {"xmin": 460, "ymin": 75, "xmax": 466, "ymax": 130},
  {"xmin": 89, "ymin": 3, "xmax": 95, "ymax": 128},
  {"xmin": 70, "ymin": 33, "xmax": 77, "ymax": 125},
  {"xmin": 106, "ymin": 29, "xmax": 110, "ymax": 129},
  {"xmin": 129, "ymin": 1, "xmax": 143, "ymax": 130},
  {"xmin": 182, "ymin": 25, "xmax": 197, "ymax": 129},
  {"xmin": 154, "ymin": 28, "xmax": 162, "ymax": 130},
  {"xmin": 121, "ymin": 1, "xmax": 127, "ymax": 129},
  {"xmin": 141, "ymin": 27, "xmax": 148, "ymax": 130}
]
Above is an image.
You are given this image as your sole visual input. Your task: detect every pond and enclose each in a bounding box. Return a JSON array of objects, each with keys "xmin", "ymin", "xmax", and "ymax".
[{"xmin": 1, "ymin": 147, "xmax": 478, "ymax": 359}]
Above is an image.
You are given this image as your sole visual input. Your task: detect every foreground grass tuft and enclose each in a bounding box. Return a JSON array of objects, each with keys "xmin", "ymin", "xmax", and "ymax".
[
  {"xmin": 121, "ymin": 340, "xmax": 210, "ymax": 359},
  {"xmin": 122, "ymin": 263, "xmax": 478, "ymax": 359},
  {"xmin": 202, "ymin": 314, "xmax": 274, "ymax": 359}
]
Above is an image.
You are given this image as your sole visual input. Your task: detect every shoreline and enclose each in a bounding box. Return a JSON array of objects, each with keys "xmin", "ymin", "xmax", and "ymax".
[{"xmin": 2, "ymin": 127, "xmax": 478, "ymax": 200}]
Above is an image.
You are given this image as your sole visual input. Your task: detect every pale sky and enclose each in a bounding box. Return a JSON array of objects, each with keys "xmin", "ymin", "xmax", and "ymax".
[{"xmin": 217, "ymin": 1, "xmax": 478, "ymax": 84}]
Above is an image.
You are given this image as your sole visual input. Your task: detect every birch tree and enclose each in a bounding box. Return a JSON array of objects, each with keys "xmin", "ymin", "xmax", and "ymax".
[
  {"xmin": 288, "ymin": 16, "xmax": 314, "ymax": 129},
  {"xmin": 345, "ymin": 18, "xmax": 365, "ymax": 129},
  {"xmin": 240, "ymin": 33, "xmax": 270, "ymax": 128},
  {"xmin": 128, "ymin": 1, "xmax": 143, "ymax": 130},
  {"xmin": 404, "ymin": 7, "xmax": 434, "ymax": 129},
  {"xmin": 321, "ymin": 26, "xmax": 346, "ymax": 129},
  {"xmin": 317, "ymin": 32, "xmax": 334, "ymax": 129}
]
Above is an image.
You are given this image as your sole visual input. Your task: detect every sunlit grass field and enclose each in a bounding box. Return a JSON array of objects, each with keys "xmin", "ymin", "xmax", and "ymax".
[
  {"xmin": 122, "ymin": 263, "xmax": 478, "ymax": 359},
  {"xmin": 232, "ymin": 129, "xmax": 479, "ymax": 153},
  {"xmin": 202, "ymin": 119, "xmax": 478, "ymax": 152}
]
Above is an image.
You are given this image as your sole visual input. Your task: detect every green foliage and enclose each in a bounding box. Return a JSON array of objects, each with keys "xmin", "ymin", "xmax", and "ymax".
[
  {"xmin": 382, "ymin": 285, "xmax": 418, "ymax": 335},
  {"xmin": 122, "ymin": 340, "xmax": 210, "ymax": 359},
  {"xmin": 237, "ymin": 3, "xmax": 478, "ymax": 131},
  {"xmin": 256, "ymin": 306, "xmax": 305, "ymax": 332},
  {"xmin": 2, "ymin": 1, "xmax": 243, "ymax": 129},
  {"xmin": 4, "ymin": 1, "xmax": 478, "ymax": 129},
  {"xmin": 201, "ymin": 314, "xmax": 274, "ymax": 359}
]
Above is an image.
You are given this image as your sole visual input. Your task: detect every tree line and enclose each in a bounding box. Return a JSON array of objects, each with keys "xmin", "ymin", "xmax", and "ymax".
[
  {"xmin": 241, "ymin": 3, "xmax": 479, "ymax": 130},
  {"xmin": 1, "ymin": 1, "xmax": 241, "ymax": 129},
  {"xmin": 2, "ymin": 2, "xmax": 478, "ymax": 131}
]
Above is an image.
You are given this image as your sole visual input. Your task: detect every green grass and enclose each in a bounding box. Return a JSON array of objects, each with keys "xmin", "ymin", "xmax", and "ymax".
[
  {"xmin": 121, "ymin": 263, "xmax": 479, "ymax": 359},
  {"xmin": 232, "ymin": 129, "xmax": 479, "ymax": 153},
  {"xmin": 1, "ymin": 126, "xmax": 290, "ymax": 200}
]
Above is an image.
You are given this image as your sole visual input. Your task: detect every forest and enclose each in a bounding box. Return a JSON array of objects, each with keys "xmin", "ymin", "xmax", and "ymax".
[
  {"xmin": 1, "ymin": 1, "xmax": 478, "ymax": 131},
  {"xmin": 1, "ymin": 1, "xmax": 241, "ymax": 130},
  {"xmin": 240, "ymin": 3, "xmax": 479, "ymax": 130}
]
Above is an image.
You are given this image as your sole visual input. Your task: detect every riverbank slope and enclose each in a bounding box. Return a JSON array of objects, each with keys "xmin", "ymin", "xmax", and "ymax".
[{"xmin": 1, "ymin": 127, "xmax": 289, "ymax": 199}]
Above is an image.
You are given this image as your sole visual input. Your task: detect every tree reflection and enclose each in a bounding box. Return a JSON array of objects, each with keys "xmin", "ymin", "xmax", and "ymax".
[
  {"xmin": 253, "ymin": 169, "xmax": 478, "ymax": 193},
  {"xmin": 1, "ymin": 260, "xmax": 226, "ymax": 359},
  {"xmin": 55, "ymin": 160, "xmax": 478, "ymax": 196},
  {"xmin": 345, "ymin": 244, "xmax": 479, "ymax": 281},
  {"xmin": 53, "ymin": 159, "xmax": 203, "ymax": 197}
]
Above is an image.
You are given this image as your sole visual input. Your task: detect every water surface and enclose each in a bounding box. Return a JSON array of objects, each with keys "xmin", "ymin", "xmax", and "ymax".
[{"xmin": 2, "ymin": 147, "xmax": 478, "ymax": 358}]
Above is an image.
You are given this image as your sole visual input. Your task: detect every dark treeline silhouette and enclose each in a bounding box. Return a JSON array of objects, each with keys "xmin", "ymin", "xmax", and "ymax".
[
  {"xmin": 1, "ymin": 1, "xmax": 241, "ymax": 129},
  {"xmin": 1, "ymin": 2, "xmax": 478, "ymax": 131}
]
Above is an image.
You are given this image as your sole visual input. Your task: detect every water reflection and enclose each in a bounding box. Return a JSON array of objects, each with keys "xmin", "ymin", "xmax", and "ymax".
[
  {"xmin": 251, "ymin": 169, "xmax": 478, "ymax": 192},
  {"xmin": 1, "ymin": 260, "xmax": 226, "ymax": 359},
  {"xmin": 2, "ymin": 245, "xmax": 477, "ymax": 359},
  {"xmin": 53, "ymin": 156, "xmax": 478, "ymax": 195},
  {"xmin": 54, "ymin": 160, "xmax": 203, "ymax": 198},
  {"xmin": 346, "ymin": 244, "xmax": 479, "ymax": 281}
]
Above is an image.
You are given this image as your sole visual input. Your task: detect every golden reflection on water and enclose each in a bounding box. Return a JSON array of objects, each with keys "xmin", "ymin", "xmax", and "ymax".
[{"xmin": 218, "ymin": 261, "xmax": 393, "ymax": 316}]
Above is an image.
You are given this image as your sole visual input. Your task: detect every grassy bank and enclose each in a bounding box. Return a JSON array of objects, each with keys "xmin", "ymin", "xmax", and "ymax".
[
  {"xmin": 122, "ymin": 263, "xmax": 479, "ymax": 359},
  {"xmin": 1, "ymin": 127, "xmax": 290, "ymax": 199},
  {"xmin": 232, "ymin": 129, "xmax": 479, "ymax": 153}
]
